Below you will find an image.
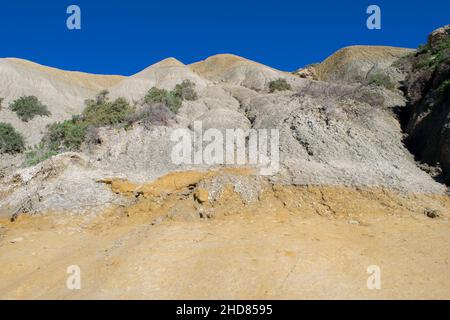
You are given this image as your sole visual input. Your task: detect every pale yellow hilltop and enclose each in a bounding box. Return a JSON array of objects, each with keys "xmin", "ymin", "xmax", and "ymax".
[{"xmin": 313, "ymin": 45, "xmax": 413, "ymax": 82}]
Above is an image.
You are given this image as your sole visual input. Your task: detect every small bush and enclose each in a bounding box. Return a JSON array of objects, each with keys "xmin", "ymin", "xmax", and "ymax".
[
  {"xmin": 415, "ymin": 38, "xmax": 450, "ymax": 70},
  {"xmin": 145, "ymin": 88, "xmax": 181, "ymax": 113},
  {"xmin": 9, "ymin": 96, "xmax": 51, "ymax": 122},
  {"xmin": 415, "ymin": 52, "xmax": 437, "ymax": 69},
  {"xmin": 268, "ymin": 78, "xmax": 292, "ymax": 93},
  {"xmin": 0, "ymin": 97, "xmax": 4, "ymax": 111},
  {"xmin": 144, "ymin": 87, "xmax": 170, "ymax": 104},
  {"xmin": 47, "ymin": 119, "xmax": 88, "ymax": 151},
  {"xmin": 25, "ymin": 143, "xmax": 58, "ymax": 166},
  {"xmin": 433, "ymin": 38, "xmax": 450, "ymax": 65},
  {"xmin": 173, "ymin": 80, "xmax": 198, "ymax": 101},
  {"xmin": 144, "ymin": 80, "xmax": 198, "ymax": 114},
  {"xmin": 126, "ymin": 104, "xmax": 174, "ymax": 128},
  {"xmin": 24, "ymin": 119, "xmax": 87, "ymax": 166},
  {"xmin": 82, "ymin": 94, "xmax": 134, "ymax": 126},
  {"xmin": 0, "ymin": 123, "xmax": 25, "ymax": 154},
  {"xmin": 165, "ymin": 91, "xmax": 182, "ymax": 113},
  {"xmin": 24, "ymin": 91, "xmax": 134, "ymax": 166}
]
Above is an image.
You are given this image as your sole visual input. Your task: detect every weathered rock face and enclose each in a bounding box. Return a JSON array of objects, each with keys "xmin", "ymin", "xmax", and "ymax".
[
  {"xmin": 401, "ymin": 25, "xmax": 450, "ymax": 184},
  {"xmin": 1, "ymin": 41, "xmax": 449, "ymax": 217},
  {"xmin": 293, "ymin": 65, "xmax": 318, "ymax": 80}
]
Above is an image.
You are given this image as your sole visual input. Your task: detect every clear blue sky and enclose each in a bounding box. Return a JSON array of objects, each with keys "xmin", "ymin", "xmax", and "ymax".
[{"xmin": 0, "ymin": 0, "xmax": 448, "ymax": 75}]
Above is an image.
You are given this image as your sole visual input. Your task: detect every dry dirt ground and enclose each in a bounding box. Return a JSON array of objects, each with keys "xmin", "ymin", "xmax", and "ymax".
[{"xmin": 0, "ymin": 182, "xmax": 449, "ymax": 299}]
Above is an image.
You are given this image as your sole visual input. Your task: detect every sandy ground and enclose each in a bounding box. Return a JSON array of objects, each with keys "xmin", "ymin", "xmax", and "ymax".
[{"xmin": 1, "ymin": 203, "xmax": 450, "ymax": 299}]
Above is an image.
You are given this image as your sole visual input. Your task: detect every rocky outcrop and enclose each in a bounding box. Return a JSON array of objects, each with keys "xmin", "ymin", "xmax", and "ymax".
[
  {"xmin": 1, "ymin": 41, "xmax": 449, "ymax": 217},
  {"xmin": 293, "ymin": 64, "xmax": 318, "ymax": 80},
  {"xmin": 401, "ymin": 25, "xmax": 450, "ymax": 184}
]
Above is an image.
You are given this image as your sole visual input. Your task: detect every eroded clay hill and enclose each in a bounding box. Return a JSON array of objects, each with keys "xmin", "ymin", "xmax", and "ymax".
[
  {"xmin": 313, "ymin": 46, "xmax": 413, "ymax": 83},
  {"xmin": 0, "ymin": 26, "xmax": 449, "ymax": 299},
  {"xmin": 0, "ymin": 38, "xmax": 447, "ymax": 217},
  {"xmin": 0, "ymin": 58, "xmax": 124, "ymax": 146}
]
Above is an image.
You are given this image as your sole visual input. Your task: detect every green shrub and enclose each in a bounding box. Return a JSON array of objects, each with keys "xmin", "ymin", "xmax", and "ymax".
[
  {"xmin": 0, "ymin": 97, "xmax": 4, "ymax": 110},
  {"xmin": 144, "ymin": 87, "xmax": 170, "ymax": 104},
  {"xmin": 268, "ymin": 78, "xmax": 292, "ymax": 93},
  {"xmin": 47, "ymin": 119, "xmax": 88, "ymax": 151},
  {"xmin": 165, "ymin": 91, "xmax": 182, "ymax": 113},
  {"xmin": 25, "ymin": 143, "xmax": 58, "ymax": 166},
  {"xmin": 25, "ymin": 121, "xmax": 80, "ymax": 166},
  {"xmin": 144, "ymin": 80, "xmax": 198, "ymax": 114},
  {"xmin": 415, "ymin": 52, "xmax": 436, "ymax": 69},
  {"xmin": 415, "ymin": 38, "xmax": 450, "ymax": 70},
  {"xmin": 0, "ymin": 123, "xmax": 25, "ymax": 154},
  {"xmin": 9, "ymin": 96, "xmax": 51, "ymax": 122},
  {"xmin": 145, "ymin": 87, "xmax": 182, "ymax": 113},
  {"xmin": 24, "ymin": 91, "xmax": 134, "ymax": 166},
  {"xmin": 433, "ymin": 42, "xmax": 450, "ymax": 67},
  {"xmin": 173, "ymin": 80, "xmax": 198, "ymax": 101},
  {"xmin": 82, "ymin": 94, "xmax": 134, "ymax": 126},
  {"xmin": 24, "ymin": 119, "xmax": 87, "ymax": 166}
]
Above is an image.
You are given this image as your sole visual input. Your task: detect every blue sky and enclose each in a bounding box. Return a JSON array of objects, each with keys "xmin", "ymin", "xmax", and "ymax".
[{"xmin": 0, "ymin": 0, "xmax": 448, "ymax": 75}]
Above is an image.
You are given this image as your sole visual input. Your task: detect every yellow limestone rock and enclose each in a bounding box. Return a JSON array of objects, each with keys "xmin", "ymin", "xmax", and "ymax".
[{"xmin": 195, "ymin": 188, "xmax": 209, "ymax": 203}]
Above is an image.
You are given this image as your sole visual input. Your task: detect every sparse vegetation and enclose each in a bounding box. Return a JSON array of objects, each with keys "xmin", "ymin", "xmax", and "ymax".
[
  {"xmin": 366, "ymin": 73, "xmax": 397, "ymax": 90},
  {"xmin": 82, "ymin": 91, "xmax": 134, "ymax": 126},
  {"xmin": 145, "ymin": 88, "xmax": 181, "ymax": 113},
  {"xmin": 25, "ymin": 91, "xmax": 134, "ymax": 166},
  {"xmin": 173, "ymin": 80, "xmax": 198, "ymax": 101},
  {"xmin": 126, "ymin": 104, "xmax": 174, "ymax": 128},
  {"xmin": 47, "ymin": 119, "xmax": 89, "ymax": 151},
  {"xmin": 9, "ymin": 96, "xmax": 51, "ymax": 122},
  {"xmin": 0, "ymin": 122, "xmax": 25, "ymax": 154},
  {"xmin": 436, "ymin": 79, "xmax": 450, "ymax": 101},
  {"xmin": 25, "ymin": 143, "xmax": 58, "ymax": 166},
  {"xmin": 400, "ymin": 28, "xmax": 450, "ymax": 185},
  {"xmin": 268, "ymin": 78, "xmax": 292, "ymax": 93},
  {"xmin": 25, "ymin": 117, "xmax": 88, "ymax": 165},
  {"xmin": 432, "ymin": 39, "xmax": 450, "ymax": 65},
  {"xmin": 165, "ymin": 92, "xmax": 183, "ymax": 114},
  {"xmin": 0, "ymin": 97, "xmax": 4, "ymax": 111},
  {"xmin": 144, "ymin": 80, "xmax": 198, "ymax": 114},
  {"xmin": 415, "ymin": 38, "xmax": 450, "ymax": 70},
  {"xmin": 145, "ymin": 87, "xmax": 170, "ymax": 104}
]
